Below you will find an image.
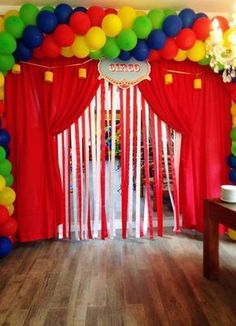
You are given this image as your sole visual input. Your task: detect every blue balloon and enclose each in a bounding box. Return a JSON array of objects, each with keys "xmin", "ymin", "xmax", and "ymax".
[
  {"xmin": 54, "ymin": 3, "xmax": 73, "ymax": 23},
  {"xmin": 119, "ymin": 50, "xmax": 132, "ymax": 61},
  {"xmin": 14, "ymin": 40, "xmax": 32, "ymax": 61},
  {"xmin": 132, "ymin": 40, "xmax": 149, "ymax": 61},
  {"xmin": 0, "ymin": 129, "xmax": 10, "ymax": 147},
  {"xmin": 229, "ymin": 169, "xmax": 236, "ymax": 183},
  {"xmin": 22, "ymin": 26, "xmax": 43, "ymax": 49},
  {"xmin": 178, "ymin": 8, "xmax": 196, "ymax": 28},
  {"xmin": 196, "ymin": 12, "xmax": 208, "ymax": 19},
  {"xmin": 228, "ymin": 155, "xmax": 236, "ymax": 169},
  {"xmin": 163, "ymin": 15, "xmax": 183, "ymax": 37},
  {"xmin": 73, "ymin": 6, "xmax": 87, "ymax": 13},
  {"xmin": 147, "ymin": 29, "xmax": 167, "ymax": 50},
  {"xmin": 0, "ymin": 237, "xmax": 12, "ymax": 258},
  {"xmin": 2, "ymin": 145, "xmax": 10, "ymax": 158},
  {"xmin": 37, "ymin": 11, "xmax": 58, "ymax": 34}
]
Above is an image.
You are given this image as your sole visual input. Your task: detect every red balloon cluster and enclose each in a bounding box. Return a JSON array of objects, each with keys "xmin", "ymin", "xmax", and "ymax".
[
  {"xmin": 70, "ymin": 12, "xmax": 91, "ymax": 34},
  {"xmin": 0, "ymin": 205, "xmax": 17, "ymax": 242},
  {"xmin": 176, "ymin": 28, "xmax": 196, "ymax": 50},
  {"xmin": 87, "ymin": 6, "xmax": 105, "ymax": 26}
]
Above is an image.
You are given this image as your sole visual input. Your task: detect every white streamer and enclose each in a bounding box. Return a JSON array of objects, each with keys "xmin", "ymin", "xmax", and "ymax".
[{"xmin": 70, "ymin": 123, "xmax": 79, "ymax": 240}]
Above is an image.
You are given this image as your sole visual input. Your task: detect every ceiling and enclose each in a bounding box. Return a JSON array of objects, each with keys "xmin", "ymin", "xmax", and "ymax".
[{"xmin": 0, "ymin": 0, "xmax": 234, "ymax": 16}]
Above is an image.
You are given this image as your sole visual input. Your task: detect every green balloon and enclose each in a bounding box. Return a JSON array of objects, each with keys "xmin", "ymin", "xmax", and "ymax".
[
  {"xmin": 231, "ymin": 128, "xmax": 236, "ymax": 141},
  {"xmin": 4, "ymin": 16, "xmax": 25, "ymax": 39},
  {"xmin": 102, "ymin": 38, "xmax": 120, "ymax": 59},
  {"xmin": 164, "ymin": 9, "xmax": 177, "ymax": 17},
  {"xmin": 40, "ymin": 6, "xmax": 54, "ymax": 12},
  {"xmin": 232, "ymin": 141, "xmax": 236, "ymax": 155},
  {"xmin": 0, "ymin": 54, "xmax": 15, "ymax": 71},
  {"xmin": 0, "ymin": 146, "xmax": 6, "ymax": 161},
  {"xmin": 198, "ymin": 57, "xmax": 210, "ymax": 65},
  {"xmin": 0, "ymin": 159, "xmax": 12, "ymax": 176},
  {"xmin": 0, "ymin": 32, "xmax": 17, "ymax": 55},
  {"xmin": 148, "ymin": 9, "xmax": 165, "ymax": 29},
  {"xmin": 89, "ymin": 49, "xmax": 103, "ymax": 60},
  {"xmin": 117, "ymin": 29, "xmax": 137, "ymax": 51},
  {"xmin": 133, "ymin": 16, "xmax": 152, "ymax": 39},
  {"xmin": 19, "ymin": 3, "xmax": 39, "ymax": 25},
  {"xmin": 1, "ymin": 70, "xmax": 8, "ymax": 76},
  {"xmin": 5, "ymin": 174, "xmax": 14, "ymax": 187}
]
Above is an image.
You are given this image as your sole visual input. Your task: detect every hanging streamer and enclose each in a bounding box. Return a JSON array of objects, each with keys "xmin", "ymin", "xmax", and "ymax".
[
  {"xmin": 90, "ymin": 97, "xmax": 97, "ymax": 237},
  {"xmin": 141, "ymin": 96, "xmax": 153, "ymax": 239},
  {"xmin": 166, "ymin": 126, "xmax": 181, "ymax": 232},
  {"xmin": 64, "ymin": 129, "xmax": 71, "ymax": 239},
  {"xmin": 135, "ymin": 88, "xmax": 142, "ymax": 238},
  {"xmin": 150, "ymin": 110, "xmax": 163, "ymax": 236},
  {"xmin": 56, "ymin": 133, "xmax": 64, "ymax": 239},
  {"xmin": 100, "ymin": 80, "xmax": 108, "ymax": 239},
  {"xmin": 70, "ymin": 123, "xmax": 79, "ymax": 240},
  {"xmin": 75, "ymin": 120, "xmax": 82, "ymax": 239},
  {"xmin": 94, "ymin": 87, "xmax": 101, "ymax": 238},
  {"xmin": 128, "ymin": 86, "xmax": 134, "ymax": 235},
  {"xmin": 162, "ymin": 122, "xmax": 176, "ymax": 232},
  {"xmin": 109, "ymin": 84, "xmax": 116, "ymax": 238}
]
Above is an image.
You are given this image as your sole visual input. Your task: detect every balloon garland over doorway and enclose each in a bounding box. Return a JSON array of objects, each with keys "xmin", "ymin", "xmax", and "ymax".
[{"xmin": 0, "ymin": 3, "xmax": 231, "ymax": 71}]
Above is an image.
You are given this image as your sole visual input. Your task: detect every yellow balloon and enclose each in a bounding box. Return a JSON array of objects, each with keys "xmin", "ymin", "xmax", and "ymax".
[
  {"xmin": 136, "ymin": 11, "xmax": 146, "ymax": 17},
  {"xmin": 0, "ymin": 175, "xmax": 6, "ymax": 192},
  {"xmin": 187, "ymin": 40, "xmax": 206, "ymax": 62},
  {"xmin": 0, "ymin": 72, "xmax": 4, "ymax": 88},
  {"xmin": 118, "ymin": 6, "xmax": 137, "ymax": 29},
  {"xmin": 61, "ymin": 46, "xmax": 74, "ymax": 58},
  {"xmin": 0, "ymin": 186, "xmax": 16, "ymax": 206},
  {"xmin": 4, "ymin": 10, "xmax": 19, "ymax": 19},
  {"xmin": 232, "ymin": 116, "xmax": 236, "ymax": 127},
  {"xmin": 86, "ymin": 27, "xmax": 106, "ymax": 50},
  {"xmin": 0, "ymin": 88, "xmax": 4, "ymax": 100},
  {"xmin": 7, "ymin": 204, "xmax": 14, "ymax": 216},
  {"xmin": 174, "ymin": 49, "xmax": 187, "ymax": 62},
  {"xmin": 0, "ymin": 17, "xmax": 4, "ymax": 32},
  {"xmin": 231, "ymin": 103, "xmax": 236, "ymax": 117},
  {"xmin": 223, "ymin": 28, "xmax": 234, "ymax": 47},
  {"xmin": 228, "ymin": 228, "xmax": 236, "ymax": 240},
  {"xmin": 72, "ymin": 36, "xmax": 90, "ymax": 58},
  {"xmin": 102, "ymin": 14, "xmax": 122, "ymax": 37}
]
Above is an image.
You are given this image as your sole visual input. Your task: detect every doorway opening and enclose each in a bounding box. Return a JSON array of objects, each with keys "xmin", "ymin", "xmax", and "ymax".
[{"xmin": 56, "ymin": 80, "xmax": 181, "ymax": 240}]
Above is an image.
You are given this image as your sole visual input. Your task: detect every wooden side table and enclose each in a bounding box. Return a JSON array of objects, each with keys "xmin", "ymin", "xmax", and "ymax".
[{"xmin": 204, "ymin": 198, "xmax": 236, "ymax": 279}]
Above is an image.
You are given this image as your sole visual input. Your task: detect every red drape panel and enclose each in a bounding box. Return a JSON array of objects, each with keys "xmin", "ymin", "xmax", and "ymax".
[
  {"xmin": 5, "ymin": 57, "xmax": 100, "ymax": 242},
  {"xmin": 139, "ymin": 59, "xmax": 231, "ymax": 232}
]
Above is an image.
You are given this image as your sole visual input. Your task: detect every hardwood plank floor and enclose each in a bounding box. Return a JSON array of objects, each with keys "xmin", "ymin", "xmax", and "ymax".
[{"xmin": 0, "ymin": 229, "xmax": 236, "ymax": 326}]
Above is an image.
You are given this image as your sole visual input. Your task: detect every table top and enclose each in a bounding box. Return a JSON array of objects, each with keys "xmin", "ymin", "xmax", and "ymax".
[{"xmin": 205, "ymin": 198, "xmax": 236, "ymax": 229}]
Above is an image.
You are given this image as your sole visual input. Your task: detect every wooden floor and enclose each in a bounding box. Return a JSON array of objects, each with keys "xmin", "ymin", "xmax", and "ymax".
[{"xmin": 0, "ymin": 229, "xmax": 236, "ymax": 326}]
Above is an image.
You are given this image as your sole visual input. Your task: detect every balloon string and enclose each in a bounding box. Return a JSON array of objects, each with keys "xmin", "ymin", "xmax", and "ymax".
[{"xmin": 20, "ymin": 58, "xmax": 93, "ymax": 69}]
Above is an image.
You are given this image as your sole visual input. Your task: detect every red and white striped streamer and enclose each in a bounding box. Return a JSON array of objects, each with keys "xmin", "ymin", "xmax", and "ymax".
[{"xmin": 56, "ymin": 82, "xmax": 181, "ymax": 240}]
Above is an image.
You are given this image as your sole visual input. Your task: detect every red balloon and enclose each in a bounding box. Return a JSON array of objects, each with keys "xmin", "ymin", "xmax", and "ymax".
[
  {"xmin": 192, "ymin": 17, "xmax": 211, "ymax": 40},
  {"xmin": 148, "ymin": 49, "xmax": 160, "ymax": 62},
  {"xmin": 212, "ymin": 16, "xmax": 229, "ymax": 32},
  {"xmin": 159, "ymin": 38, "xmax": 178, "ymax": 60},
  {"xmin": 42, "ymin": 35, "xmax": 61, "ymax": 58},
  {"xmin": 176, "ymin": 28, "xmax": 196, "ymax": 50},
  {"xmin": 53, "ymin": 24, "xmax": 75, "ymax": 47},
  {"xmin": 0, "ymin": 101, "xmax": 4, "ymax": 115},
  {"xmin": 69, "ymin": 12, "xmax": 91, "ymax": 35},
  {"xmin": 8, "ymin": 234, "xmax": 17, "ymax": 244},
  {"xmin": 0, "ymin": 205, "xmax": 9, "ymax": 226},
  {"xmin": 33, "ymin": 46, "xmax": 45, "ymax": 59},
  {"xmin": 0, "ymin": 217, "xmax": 17, "ymax": 237},
  {"xmin": 87, "ymin": 6, "xmax": 105, "ymax": 26},
  {"xmin": 105, "ymin": 8, "xmax": 118, "ymax": 15}
]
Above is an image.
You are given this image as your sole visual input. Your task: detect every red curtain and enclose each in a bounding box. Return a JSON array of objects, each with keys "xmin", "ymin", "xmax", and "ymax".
[
  {"xmin": 5, "ymin": 57, "xmax": 100, "ymax": 242},
  {"xmin": 139, "ymin": 59, "xmax": 231, "ymax": 232}
]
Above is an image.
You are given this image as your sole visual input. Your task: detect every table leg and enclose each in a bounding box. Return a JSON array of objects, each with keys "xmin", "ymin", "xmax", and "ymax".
[{"xmin": 203, "ymin": 205, "xmax": 219, "ymax": 280}]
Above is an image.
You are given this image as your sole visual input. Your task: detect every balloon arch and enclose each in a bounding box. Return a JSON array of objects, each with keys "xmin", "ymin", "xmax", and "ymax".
[{"xmin": 0, "ymin": 3, "xmax": 231, "ymax": 72}]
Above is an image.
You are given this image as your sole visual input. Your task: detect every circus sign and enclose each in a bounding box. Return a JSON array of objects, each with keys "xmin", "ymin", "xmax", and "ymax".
[{"xmin": 98, "ymin": 58, "xmax": 151, "ymax": 89}]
